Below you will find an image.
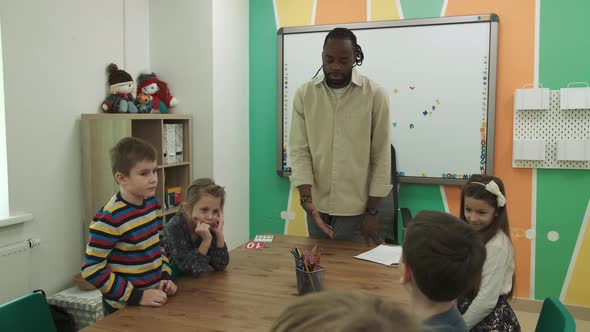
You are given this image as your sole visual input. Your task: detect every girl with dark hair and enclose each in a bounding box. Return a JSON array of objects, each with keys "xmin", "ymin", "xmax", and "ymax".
[{"xmin": 457, "ymin": 175, "xmax": 520, "ymax": 331}]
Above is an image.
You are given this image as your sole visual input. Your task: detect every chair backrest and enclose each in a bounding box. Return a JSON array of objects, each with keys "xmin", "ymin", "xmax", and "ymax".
[
  {"xmin": 0, "ymin": 292, "xmax": 57, "ymax": 332},
  {"xmin": 535, "ymin": 297, "xmax": 576, "ymax": 332}
]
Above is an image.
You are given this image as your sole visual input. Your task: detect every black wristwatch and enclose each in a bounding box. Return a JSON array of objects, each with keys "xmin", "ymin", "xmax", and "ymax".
[{"xmin": 366, "ymin": 208, "xmax": 379, "ymax": 216}]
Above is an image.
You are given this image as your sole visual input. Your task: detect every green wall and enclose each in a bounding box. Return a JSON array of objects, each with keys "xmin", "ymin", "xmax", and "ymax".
[
  {"xmin": 535, "ymin": 0, "xmax": 590, "ymax": 299},
  {"xmin": 248, "ymin": 0, "xmax": 449, "ymax": 243},
  {"xmin": 249, "ymin": 0, "xmax": 291, "ymax": 237},
  {"xmin": 400, "ymin": 0, "xmax": 445, "ymax": 19},
  {"xmin": 249, "ymin": 0, "xmax": 590, "ymax": 303}
]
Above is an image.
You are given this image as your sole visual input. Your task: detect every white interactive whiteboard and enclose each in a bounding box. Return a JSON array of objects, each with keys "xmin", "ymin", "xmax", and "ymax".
[{"xmin": 277, "ymin": 14, "xmax": 499, "ymax": 185}]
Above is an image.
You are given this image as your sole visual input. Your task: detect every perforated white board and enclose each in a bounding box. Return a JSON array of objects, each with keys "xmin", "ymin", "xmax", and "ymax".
[{"xmin": 513, "ymin": 90, "xmax": 590, "ymax": 169}]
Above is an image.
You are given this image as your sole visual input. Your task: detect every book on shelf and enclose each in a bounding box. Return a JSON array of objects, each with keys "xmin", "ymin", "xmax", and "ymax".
[{"xmin": 165, "ymin": 186, "xmax": 183, "ymax": 209}]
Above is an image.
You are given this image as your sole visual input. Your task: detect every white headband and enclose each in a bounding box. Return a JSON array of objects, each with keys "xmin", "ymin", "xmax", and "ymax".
[{"xmin": 471, "ymin": 180, "xmax": 506, "ymax": 207}]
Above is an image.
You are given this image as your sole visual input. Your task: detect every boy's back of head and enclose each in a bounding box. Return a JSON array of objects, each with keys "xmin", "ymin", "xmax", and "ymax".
[
  {"xmin": 270, "ymin": 291, "xmax": 422, "ymax": 332},
  {"xmin": 110, "ymin": 137, "xmax": 158, "ymax": 177},
  {"xmin": 402, "ymin": 210, "xmax": 486, "ymax": 302}
]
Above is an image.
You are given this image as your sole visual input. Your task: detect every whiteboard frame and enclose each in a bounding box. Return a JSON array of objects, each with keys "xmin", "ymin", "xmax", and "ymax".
[{"xmin": 276, "ymin": 14, "xmax": 499, "ymax": 186}]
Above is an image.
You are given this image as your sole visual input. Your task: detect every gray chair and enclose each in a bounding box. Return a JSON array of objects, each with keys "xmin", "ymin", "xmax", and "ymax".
[{"xmin": 382, "ymin": 144, "xmax": 412, "ymax": 245}]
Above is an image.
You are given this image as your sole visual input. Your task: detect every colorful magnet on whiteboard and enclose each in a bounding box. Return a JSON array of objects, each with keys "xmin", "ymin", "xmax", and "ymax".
[
  {"xmin": 393, "ymin": 88, "xmax": 399, "ymax": 94},
  {"xmin": 422, "ymin": 111, "xmax": 428, "ymax": 116},
  {"xmin": 432, "ymin": 105, "xmax": 435, "ymax": 110},
  {"xmin": 409, "ymin": 124, "xmax": 414, "ymax": 129},
  {"xmin": 435, "ymin": 99, "xmax": 440, "ymax": 104},
  {"xmin": 409, "ymin": 86, "xmax": 415, "ymax": 90},
  {"xmin": 421, "ymin": 172, "xmax": 427, "ymax": 177},
  {"xmin": 429, "ymin": 112, "xmax": 432, "ymax": 116},
  {"xmin": 393, "ymin": 122, "xmax": 397, "ymax": 127}
]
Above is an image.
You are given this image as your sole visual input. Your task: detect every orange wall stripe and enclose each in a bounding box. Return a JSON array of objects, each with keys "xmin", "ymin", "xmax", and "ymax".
[
  {"xmin": 445, "ymin": 0, "xmax": 536, "ymax": 298},
  {"xmin": 315, "ymin": 0, "xmax": 367, "ymax": 24},
  {"xmin": 444, "ymin": 186, "xmax": 462, "ymax": 216}
]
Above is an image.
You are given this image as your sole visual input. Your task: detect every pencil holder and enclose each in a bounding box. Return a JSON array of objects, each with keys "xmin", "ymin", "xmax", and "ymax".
[{"xmin": 295, "ymin": 266, "xmax": 325, "ymax": 295}]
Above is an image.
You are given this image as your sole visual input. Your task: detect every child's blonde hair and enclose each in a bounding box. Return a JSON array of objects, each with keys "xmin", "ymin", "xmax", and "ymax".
[
  {"xmin": 270, "ymin": 291, "xmax": 422, "ymax": 332},
  {"xmin": 183, "ymin": 178, "xmax": 226, "ymax": 216}
]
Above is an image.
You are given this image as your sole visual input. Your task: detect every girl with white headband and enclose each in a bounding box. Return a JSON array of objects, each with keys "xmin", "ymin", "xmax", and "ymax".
[{"xmin": 456, "ymin": 175, "xmax": 520, "ymax": 331}]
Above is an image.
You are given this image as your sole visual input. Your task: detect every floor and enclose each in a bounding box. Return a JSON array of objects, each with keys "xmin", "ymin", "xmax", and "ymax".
[{"xmin": 515, "ymin": 309, "xmax": 590, "ymax": 331}]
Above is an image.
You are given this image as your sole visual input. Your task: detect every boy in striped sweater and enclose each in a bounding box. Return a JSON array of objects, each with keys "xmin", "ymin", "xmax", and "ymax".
[{"xmin": 82, "ymin": 137, "xmax": 177, "ymax": 314}]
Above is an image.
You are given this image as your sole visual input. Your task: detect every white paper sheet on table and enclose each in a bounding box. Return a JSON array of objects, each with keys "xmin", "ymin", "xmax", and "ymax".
[{"xmin": 353, "ymin": 245, "xmax": 402, "ymax": 265}]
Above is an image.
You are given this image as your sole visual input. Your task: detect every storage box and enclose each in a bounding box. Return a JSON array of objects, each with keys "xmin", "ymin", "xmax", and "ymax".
[
  {"xmin": 514, "ymin": 87, "xmax": 550, "ymax": 110},
  {"xmin": 47, "ymin": 286, "xmax": 103, "ymax": 330},
  {"xmin": 557, "ymin": 140, "xmax": 590, "ymax": 161},
  {"xmin": 560, "ymin": 83, "xmax": 590, "ymax": 109},
  {"xmin": 513, "ymin": 139, "xmax": 546, "ymax": 161}
]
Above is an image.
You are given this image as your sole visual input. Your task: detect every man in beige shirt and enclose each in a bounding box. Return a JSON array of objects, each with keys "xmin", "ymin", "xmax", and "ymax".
[{"xmin": 289, "ymin": 27, "xmax": 392, "ymax": 243}]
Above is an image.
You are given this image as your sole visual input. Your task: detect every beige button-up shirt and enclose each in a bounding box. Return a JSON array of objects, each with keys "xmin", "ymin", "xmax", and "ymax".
[{"xmin": 289, "ymin": 69, "xmax": 392, "ymax": 216}]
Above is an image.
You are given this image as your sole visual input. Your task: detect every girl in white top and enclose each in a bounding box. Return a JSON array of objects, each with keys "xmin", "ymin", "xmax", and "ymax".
[{"xmin": 457, "ymin": 175, "xmax": 521, "ymax": 331}]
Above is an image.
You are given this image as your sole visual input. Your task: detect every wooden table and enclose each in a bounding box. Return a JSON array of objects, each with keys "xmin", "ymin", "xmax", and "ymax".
[{"xmin": 82, "ymin": 235, "xmax": 408, "ymax": 332}]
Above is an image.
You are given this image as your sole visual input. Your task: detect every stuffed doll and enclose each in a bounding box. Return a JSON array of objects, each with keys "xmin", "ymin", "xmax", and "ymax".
[
  {"xmin": 137, "ymin": 73, "xmax": 178, "ymax": 113},
  {"xmin": 100, "ymin": 64, "xmax": 139, "ymax": 113},
  {"xmin": 136, "ymin": 93, "xmax": 153, "ymax": 113}
]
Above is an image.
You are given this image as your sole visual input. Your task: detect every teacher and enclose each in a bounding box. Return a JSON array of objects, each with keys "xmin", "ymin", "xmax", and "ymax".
[{"xmin": 289, "ymin": 27, "xmax": 392, "ymax": 244}]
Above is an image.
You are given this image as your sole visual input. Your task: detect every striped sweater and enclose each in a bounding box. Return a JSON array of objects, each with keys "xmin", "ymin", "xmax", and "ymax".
[{"xmin": 81, "ymin": 193, "xmax": 171, "ymax": 309}]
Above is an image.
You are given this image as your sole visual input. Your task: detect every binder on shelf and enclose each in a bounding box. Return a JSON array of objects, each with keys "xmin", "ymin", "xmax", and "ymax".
[
  {"xmin": 560, "ymin": 82, "xmax": 590, "ymax": 110},
  {"xmin": 165, "ymin": 124, "xmax": 176, "ymax": 164},
  {"xmin": 514, "ymin": 84, "xmax": 550, "ymax": 110},
  {"xmin": 175, "ymin": 124, "xmax": 184, "ymax": 163}
]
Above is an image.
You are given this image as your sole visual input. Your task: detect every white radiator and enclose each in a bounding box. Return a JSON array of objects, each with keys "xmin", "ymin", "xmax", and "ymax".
[{"xmin": 0, "ymin": 238, "xmax": 40, "ymax": 304}]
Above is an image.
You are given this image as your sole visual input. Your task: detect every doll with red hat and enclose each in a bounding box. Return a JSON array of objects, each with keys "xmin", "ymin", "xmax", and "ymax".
[
  {"xmin": 100, "ymin": 63, "xmax": 139, "ymax": 113},
  {"xmin": 137, "ymin": 73, "xmax": 178, "ymax": 113}
]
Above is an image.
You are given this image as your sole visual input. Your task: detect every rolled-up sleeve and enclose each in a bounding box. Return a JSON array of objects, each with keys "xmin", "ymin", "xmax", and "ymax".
[
  {"xmin": 369, "ymin": 87, "xmax": 392, "ymax": 197},
  {"xmin": 289, "ymin": 87, "xmax": 314, "ymax": 188}
]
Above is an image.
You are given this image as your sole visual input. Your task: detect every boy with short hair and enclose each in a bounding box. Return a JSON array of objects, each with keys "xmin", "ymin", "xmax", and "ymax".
[
  {"xmin": 400, "ymin": 210, "xmax": 486, "ymax": 331},
  {"xmin": 81, "ymin": 137, "xmax": 176, "ymax": 314}
]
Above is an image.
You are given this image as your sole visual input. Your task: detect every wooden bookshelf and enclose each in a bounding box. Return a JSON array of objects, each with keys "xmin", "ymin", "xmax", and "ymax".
[{"xmin": 81, "ymin": 114, "xmax": 192, "ymax": 240}]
